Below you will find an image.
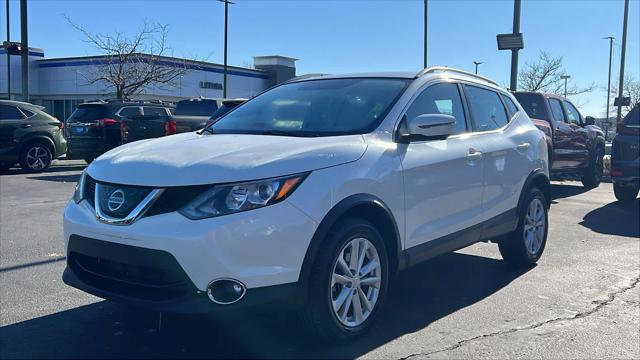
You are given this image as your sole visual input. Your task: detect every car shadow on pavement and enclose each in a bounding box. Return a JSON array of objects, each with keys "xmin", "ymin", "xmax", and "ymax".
[
  {"xmin": 551, "ymin": 183, "xmax": 590, "ymax": 201},
  {"xmin": 579, "ymin": 199, "xmax": 640, "ymax": 238},
  {"xmin": 0, "ymin": 251, "xmax": 532, "ymax": 359},
  {"xmin": 26, "ymin": 174, "xmax": 81, "ymax": 183},
  {"xmin": 0, "ymin": 164, "xmax": 86, "ymax": 176}
]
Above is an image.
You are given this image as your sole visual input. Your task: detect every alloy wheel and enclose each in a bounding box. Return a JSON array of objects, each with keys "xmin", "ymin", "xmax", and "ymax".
[
  {"xmin": 330, "ymin": 237, "xmax": 382, "ymax": 328},
  {"xmin": 523, "ymin": 198, "xmax": 546, "ymax": 256},
  {"xmin": 26, "ymin": 146, "xmax": 51, "ymax": 171}
]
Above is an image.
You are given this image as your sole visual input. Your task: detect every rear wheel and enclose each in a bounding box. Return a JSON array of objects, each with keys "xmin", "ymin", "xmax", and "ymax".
[
  {"xmin": 305, "ymin": 218, "xmax": 389, "ymax": 342},
  {"xmin": 614, "ymin": 183, "xmax": 639, "ymax": 204},
  {"xmin": 581, "ymin": 147, "xmax": 604, "ymax": 188},
  {"xmin": 499, "ymin": 187, "xmax": 548, "ymax": 266},
  {"xmin": 20, "ymin": 142, "xmax": 53, "ymax": 173}
]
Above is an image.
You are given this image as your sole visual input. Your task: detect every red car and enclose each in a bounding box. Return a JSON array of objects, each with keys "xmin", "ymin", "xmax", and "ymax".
[{"xmin": 514, "ymin": 92, "xmax": 605, "ymax": 188}]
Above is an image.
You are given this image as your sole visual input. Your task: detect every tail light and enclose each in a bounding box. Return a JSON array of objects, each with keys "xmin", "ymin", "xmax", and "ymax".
[
  {"xmin": 91, "ymin": 118, "xmax": 118, "ymax": 128},
  {"xmin": 120, "ymin": 120, "xmax": 129, "ymax": 142},
  {"xmin": 165, "ymin": 120, "xmax": 177, "ymax": 136},
  {"xmin": 616, "ymin": 121, "xmax": 639, "ymax": 136}
]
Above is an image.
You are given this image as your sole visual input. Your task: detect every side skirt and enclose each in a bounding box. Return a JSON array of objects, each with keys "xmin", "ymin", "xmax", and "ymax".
[{"xmin": 401, "ymin": 208, "xmax": 518, "ymax": 269}]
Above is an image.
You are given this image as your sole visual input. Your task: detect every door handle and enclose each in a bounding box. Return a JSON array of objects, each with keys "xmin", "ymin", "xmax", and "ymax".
[
  {"xmin": 20, "ymin": 124, "xmax": 31, "ymax": 128},
  {"xmin": 516, "ymin": 142, "xmax": 530, "ymax": 151},
  {"xmin": 466, "ymin": 148, "xmax": 483, "ymax": 160}
]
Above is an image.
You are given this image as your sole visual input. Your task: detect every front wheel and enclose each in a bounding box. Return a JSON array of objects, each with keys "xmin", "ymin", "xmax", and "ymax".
[
  {"xmin": 499, "ymin": 187, "xmax": 548, "ymax": 266},
  {"xmin": 614, "ymin": 183, "xmax": 639, "ymax": 204},
  {"xmin": 305, "ymin": 218, "xmax": 389, "ymax": 342},
  {"xmin": 20, "ymin": 143, "xmax": 53, "ymax": 173},
  {"xmin": 582, "ymin": 147, "xmax": 604, "ymax": 188}
]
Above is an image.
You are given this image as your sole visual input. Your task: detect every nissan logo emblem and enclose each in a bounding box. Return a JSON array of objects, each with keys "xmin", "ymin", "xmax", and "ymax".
[{"xmin": 107, "ymin": 189, "xmax": 126, "ymax": 212}]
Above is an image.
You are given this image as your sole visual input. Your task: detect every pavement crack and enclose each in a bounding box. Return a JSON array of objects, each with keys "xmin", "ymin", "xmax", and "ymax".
[{"xmin": 398, "ymin": 275, "xmax": 640, "ymax": 360}]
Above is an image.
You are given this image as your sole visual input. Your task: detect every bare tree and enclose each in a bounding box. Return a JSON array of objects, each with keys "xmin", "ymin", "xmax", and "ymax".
[
  {"xmin": 518, "ymin": 51, "xmax": 594, "ymax": 97},
  {"xmin": 66, "ymin": 17, "xmax": 190, "ymax": 98}
]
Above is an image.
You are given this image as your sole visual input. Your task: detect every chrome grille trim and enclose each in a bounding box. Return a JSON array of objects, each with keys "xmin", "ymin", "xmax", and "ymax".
[{"xmin": 95, "ymin": 183, "xmax": 165, "ymax": 226}]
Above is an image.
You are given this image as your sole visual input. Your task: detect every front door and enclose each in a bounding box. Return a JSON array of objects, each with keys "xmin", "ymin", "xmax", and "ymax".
[{"xmin": 400, "ymin": 82, "xmax": 485, "ymax": 250}]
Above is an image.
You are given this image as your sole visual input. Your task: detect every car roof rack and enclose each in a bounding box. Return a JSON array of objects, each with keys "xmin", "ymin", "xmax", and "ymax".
[{"xmin": 415, "ymin": 67, "xmax": 499, "ymax": 86}]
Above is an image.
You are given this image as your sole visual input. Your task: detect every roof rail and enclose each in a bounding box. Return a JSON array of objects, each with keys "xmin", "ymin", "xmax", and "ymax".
[{"xmin": 415, "ymin": 67, "xmax": 499, "ymax": 86}]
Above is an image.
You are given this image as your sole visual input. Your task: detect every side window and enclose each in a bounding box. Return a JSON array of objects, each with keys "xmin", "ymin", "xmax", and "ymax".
[
  {"xmin": 118, "ymin": 107, "xmax": 142, "ymax": 117},
  {"xmin": 563, "ymin": 101, "xmax": 582, "ymax": 125},
  {"xmin": 0, "ymin": 105, "xmax": 26, "ymax": 120},
  {"xmin": 548, "ymin": 99, "xmax": 565, "ymax": 123},
  {"xmin": 143, "ymin": 107, "xmax": 168, "ymax": 117},
  {"xmin": 464, "ymin": 85, "xmax": 509, "ymax": 131},
  {"xmin": 405, "ymin": 82, "xmax": 467, "ymax": 135},
  {"xmin": 501, "ymin": 94, "xmax": 519, "ymax": 119}
]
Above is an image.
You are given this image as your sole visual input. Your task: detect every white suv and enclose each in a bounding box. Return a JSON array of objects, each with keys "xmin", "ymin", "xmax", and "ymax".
[{"xmin": 63, "ymin": 68, "xmax": 550, "ymax": 341}]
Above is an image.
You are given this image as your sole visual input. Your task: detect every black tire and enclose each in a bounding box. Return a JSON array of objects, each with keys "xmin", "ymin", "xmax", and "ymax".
[
  {"xmin": 499, "ymin": 187, "xmax": 548, "ymax": 266},
  {"xmin": 614, "ymin": 183, "xmax": 639, "ymax": 204},
  {"xmin": 19, "ymin": 142, "xmax": 53, "ymax": 173},
  {"xmin": 304, "ymin": 218, "xmax": 389, "ymax": 342},
  {"xmin": 581, "ymin": 146, "xmax": 604, "ymax": 188}
]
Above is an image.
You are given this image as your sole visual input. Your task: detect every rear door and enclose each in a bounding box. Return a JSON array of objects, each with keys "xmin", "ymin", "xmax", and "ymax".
[
  {"xmin": 562, "ymin": 100, "xmax": 589, "ymax": 166},
  {"xmin": 463, "ymin": 85, "xmax": 531, "ymax": 227},
  {"xmin": 548, "ymin": 98, "xmax": 578, "ymax": 169},
  {"xmin": 0, "ymin": 105, "xmax": 27, "ymax": 159}
]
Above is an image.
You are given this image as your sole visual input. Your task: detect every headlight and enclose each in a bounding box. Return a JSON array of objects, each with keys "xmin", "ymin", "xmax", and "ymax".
[
  {"xmin": 73, "ymin": 170, "xmax": 87, "ymax": 204},
  {"xmin": 179, "ymin": 173, "xmax": 308, "ymax": 220}
]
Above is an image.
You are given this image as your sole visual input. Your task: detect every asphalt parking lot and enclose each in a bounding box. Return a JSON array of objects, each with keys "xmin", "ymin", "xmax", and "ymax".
[{"xmin": 1, "ymin": 160, "xmax": 639, "ymax": 359}]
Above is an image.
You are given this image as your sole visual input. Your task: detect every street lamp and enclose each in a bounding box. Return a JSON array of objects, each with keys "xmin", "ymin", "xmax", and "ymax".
[
  {"xmin": 218, "ymin": 0, "xmax": 234, "ymax": 99},
  {"xmin": 603, "ymin": 36, "xmax": 615, "ymax": 140},
  {"xmin": 473, "ymin": 61, "xmax": 483, "ymax": 74},
  {"xmin": 560, "ymin": 75, "xmax": 571, "ymax": 98}
]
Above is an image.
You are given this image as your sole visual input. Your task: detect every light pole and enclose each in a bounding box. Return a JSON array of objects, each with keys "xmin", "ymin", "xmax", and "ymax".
[
  {"xmin": 473, "ymin": 61, "xmax": 483, "ymax": 74},
  {"xmin": 616, "ymin": 0, "xmax": 629, "ymax": 123},
  {"xmin": 218, "ymin": 0, "xmax": 234, "ymax": 99},
  {"xmin": 560, "ymin": 75, "xmax": 571, "ymax": 98},
  {"xmin": 423, "ymin": 0, "xmax": 428, "ymax": 68},
  {"xmin": 20, "ymin": 0, "xmax": 28, "ymax": 102},
  {"xmin": 603, "ymin": 36, "xmax": 615, "ymax": 140},
  {"xmin": 510, "ymin": 0, "xmax": 521, "ymax": 91},
  {"xmin": 5, "ymin": 0, "xmax": 10, "ymax": 99}
]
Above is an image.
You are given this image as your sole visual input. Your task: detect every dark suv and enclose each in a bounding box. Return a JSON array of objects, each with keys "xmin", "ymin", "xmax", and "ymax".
[
  {"xmin": 0, "ymin": 100, "xmax": 67, "ymax": 172},
  {"xmin": 65, "ymin": 99, "xmax": 174, "ymax": 163},
  {"xmin": 514, "ymin": 92, "xmax": 605, "ymax": 188},
  {"xmin": 611, "ymin": 104, "xmax": 640, "ymax": 203}
]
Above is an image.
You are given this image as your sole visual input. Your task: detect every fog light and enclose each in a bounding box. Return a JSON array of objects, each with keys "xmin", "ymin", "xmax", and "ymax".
[{"xmin": 207, "ymin": 279, "xmax": 246, "ymax": 305}]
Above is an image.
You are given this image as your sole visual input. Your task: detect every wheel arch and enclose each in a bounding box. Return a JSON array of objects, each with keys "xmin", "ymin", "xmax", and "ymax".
[
  {"xmin": 20, "ymin": 135, "xmax": 56, "ymax": 154},
  {"xmin": 518, "ymin": 169, "xmax": 551, "ymax": 211},
  {"xmin": 297, "ymin": 194, "xmax": 403, "ymax": 303}
]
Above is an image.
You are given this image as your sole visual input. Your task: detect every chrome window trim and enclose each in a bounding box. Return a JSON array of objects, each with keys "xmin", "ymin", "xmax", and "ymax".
[{"xmin": 94, "ymin": 183, "xmax": 165, "ymax": 225}]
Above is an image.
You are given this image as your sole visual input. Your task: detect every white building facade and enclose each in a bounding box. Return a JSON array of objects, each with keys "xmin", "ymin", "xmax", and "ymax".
[{"xmin": 0, "ymin": 47, "xmax": 297, "ymax": 121}]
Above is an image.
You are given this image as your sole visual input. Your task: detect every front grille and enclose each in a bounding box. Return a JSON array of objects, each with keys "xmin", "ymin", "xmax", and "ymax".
[
  {"xmin": 84, "ymin": 176, "xmax": 210, "ymax": 219},
  {"xmin": 68, "ymin": 235, "xmax": 196, "ymax": 301}
]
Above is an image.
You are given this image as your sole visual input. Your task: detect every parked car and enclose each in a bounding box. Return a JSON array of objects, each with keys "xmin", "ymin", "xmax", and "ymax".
[
  {"xmin": 611, "ymin": 103, "xmax": 640, "ymax": 202},
  {"xmin": 204, "ymin": 98, "xmax": 247, "ymax": 127},
  {"xmin": 0, "ymin": 100, "xmax": 67, "ymax": 172},
  {"xmin": 171, "ymin": 98, "xmax": 222, "ymax": 133},
  {"xmin": 514, "ymin": 92, "xmax": 605, "ymax": 188},
  {"xmin": 120, "ymin": 105, "xmax": 176, "ymax": 144},
  {"xmin": 64, "ymin": 68, "xmax": 550, "ymax": 341},
  {"xmin": 65, "ymin": 99, "xmax": 174, "ymax": 163}
]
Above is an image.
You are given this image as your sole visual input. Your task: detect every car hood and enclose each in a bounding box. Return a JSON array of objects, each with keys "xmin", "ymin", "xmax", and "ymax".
[{"xmin": 88, "ymin": 132, "xmax": 367, "ymax": 186}]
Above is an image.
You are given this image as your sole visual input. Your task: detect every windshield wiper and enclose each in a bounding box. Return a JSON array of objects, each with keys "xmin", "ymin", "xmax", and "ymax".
[{"xmin": 257, "ymin": 130, "xmax": 321, "ymax": 137}]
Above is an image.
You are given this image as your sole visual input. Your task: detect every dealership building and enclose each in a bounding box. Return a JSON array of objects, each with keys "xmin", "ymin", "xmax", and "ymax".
[{"xmin": 0, "ymin": 47, "xmax": 298, "ymax": 120}]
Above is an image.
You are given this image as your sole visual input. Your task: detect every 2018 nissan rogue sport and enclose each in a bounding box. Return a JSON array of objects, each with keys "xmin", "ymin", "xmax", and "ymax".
[{"xmin": 63, "ymin": 68, "xmax": 551, "ymax": 341}]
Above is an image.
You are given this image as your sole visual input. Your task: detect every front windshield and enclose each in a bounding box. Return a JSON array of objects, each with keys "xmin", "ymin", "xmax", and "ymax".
[{"xmin": 207, "ymin": 78, "xmax": 410, "ymax": 136}]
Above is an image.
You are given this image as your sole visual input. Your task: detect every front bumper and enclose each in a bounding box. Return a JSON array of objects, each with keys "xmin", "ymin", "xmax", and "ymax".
[{"xmin": 63, "ymin": 198, "xmax": 317, "ymax": 311}]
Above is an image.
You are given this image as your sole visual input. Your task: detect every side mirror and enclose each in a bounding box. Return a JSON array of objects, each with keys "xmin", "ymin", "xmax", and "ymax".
[
  {"xmin": 401, "ymin": 114, "xmax": 455, "ymax": 141},
  {"xmin": 585, "ymin": 116, "xmax": 596, "ymax": 126}
]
